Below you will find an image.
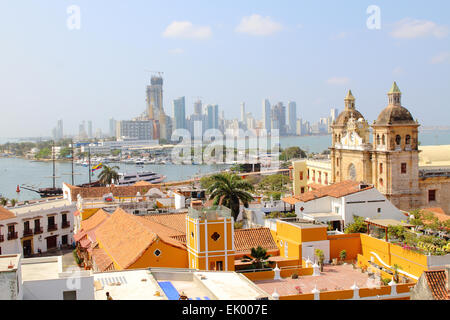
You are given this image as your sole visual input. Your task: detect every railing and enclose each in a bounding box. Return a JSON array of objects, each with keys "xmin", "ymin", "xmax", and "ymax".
[
  {"xmin": 34, "ymin": 227, "xmax": 43, "ymax": 234},
  {"xmin": 48, "ymin": 224, "xmax": 58, "ymax": 232},
  {"xmin": 0, "ymin": 234, "xmax": 4, "ymax": 242},
  {"xmin": 62, "ymin": 221, "xmax": 70, "ymax": 229},
  {"xmin": 7, "ymin": 232, "xmax": 18, "ymax": 240},
  {"xmin": 23, "ymin": 229, "xmax": 33, "ymax": 237}
]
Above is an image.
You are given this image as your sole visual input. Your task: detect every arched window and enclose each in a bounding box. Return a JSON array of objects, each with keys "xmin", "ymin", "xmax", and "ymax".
[
  {"xmin": 382, "ymin": 135, "xmax": 386, "ymax": 145},
  {"xmin": 376, "ymin": 135, "xmax": 380, "ymax": 145},
  {"xmin": 379, "ymin": 163, "xmax": 383, "ymax": 174},
  {"xmin": 395, "ymin": 135, "xmax": 401, "ymax": 145},
  {"xmin": 348, "ymin": 163, "xmax": 356, "ymax": 181},
  {"xmin": 405, "ymin": 135, "xmax": 411, "ymax": 145},
  {"xmin": 379, "ymin": 178, "xmax": 384, "ymax": 187}
]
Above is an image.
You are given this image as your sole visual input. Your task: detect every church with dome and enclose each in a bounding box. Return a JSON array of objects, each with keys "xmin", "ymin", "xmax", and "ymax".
[{"xmin": 326, "ymin": 82, "xmax": 450, "ymax": 213}]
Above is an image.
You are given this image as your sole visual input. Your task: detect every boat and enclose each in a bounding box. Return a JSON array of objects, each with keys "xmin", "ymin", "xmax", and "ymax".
[{"xmin": 114, "ymin": 171, "xmax": 166, "ymax": 186}]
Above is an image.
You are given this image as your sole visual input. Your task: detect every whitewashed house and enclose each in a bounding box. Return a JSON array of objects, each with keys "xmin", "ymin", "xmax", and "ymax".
[
  {"xmin": 282, "ymin": 180, "xmax": 407, "ymax": 231},
  {"xmin": 0, "ymin": 199, "xmax": 76, "ymax": 257}
]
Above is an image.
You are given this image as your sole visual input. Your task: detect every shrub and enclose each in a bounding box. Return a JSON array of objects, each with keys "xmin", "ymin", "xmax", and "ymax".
[{"xmin": 291, "ymin": 273, "xmax": 298, "ymax": 279}]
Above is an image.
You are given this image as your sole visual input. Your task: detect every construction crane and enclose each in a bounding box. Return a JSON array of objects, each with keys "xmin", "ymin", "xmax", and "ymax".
[{"xmin": 144, "ymin": 70, "xmax": 164, "ymax": 77}]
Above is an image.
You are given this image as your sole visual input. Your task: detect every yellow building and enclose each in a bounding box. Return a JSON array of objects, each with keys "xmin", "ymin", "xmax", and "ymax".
[
  {"xmin": 291, "ymin": 159, "xmax": 332, "ymax": 196},
  {"xmin": 186, "ymin": 201, "xmax": 235, "ymax": 271}
]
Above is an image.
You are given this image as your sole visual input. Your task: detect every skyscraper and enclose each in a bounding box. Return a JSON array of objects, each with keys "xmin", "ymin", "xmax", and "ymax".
[
  {"xmin": 109, "ymin": 118, "xmax": 116, "ymax": 137},
  {"xmin": 272, "ymin": 102, "xmax": 286, "ymax": 135},
  {"xmin": 287, "ymin": 101, "xmax": 297, "ymax": 135},
  {"xmin": 173, "ymin": 96, "xmax": 186, "ymax": 130},
  {"xmin": 194, "ymin": 100, "xmax": 202, "ymax": 115},
  {"xmin": 240, "ymin": 102, "xmax": 246, "ymax": 124},
  {"xmin": 146, "ymin": 76, "xmax": 164, "ymax": 121},
  {"xmin": 262, "ymin": 99, "xmax": 271, "ymax": 133},
  {"xmin": 88, "ymin": 121, "xmax": 93, "ymax": 138}
]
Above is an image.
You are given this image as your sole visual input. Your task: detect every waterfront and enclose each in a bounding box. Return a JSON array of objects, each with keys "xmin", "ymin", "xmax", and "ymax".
[{"xmin": 1, "ymin": 131, "xmax": 450, "ymax": 201}]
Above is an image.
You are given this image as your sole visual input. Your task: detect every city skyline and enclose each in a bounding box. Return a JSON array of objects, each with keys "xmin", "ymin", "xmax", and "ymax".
[{"xmin": 0, "ymin": 0, "xmax": 449, "ymax": 137}]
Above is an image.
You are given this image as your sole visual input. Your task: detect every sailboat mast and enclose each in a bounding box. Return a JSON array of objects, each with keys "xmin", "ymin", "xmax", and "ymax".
[
  {"xmin": 71, "ymin": 140, "xmax": 74, "ymax": 185},
  {"xmin": 88, "ymin": 145, "xmax": 91, "ymax": 185}
]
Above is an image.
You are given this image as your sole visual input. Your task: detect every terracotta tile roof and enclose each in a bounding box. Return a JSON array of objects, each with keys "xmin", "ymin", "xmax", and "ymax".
[
  {"xmin": 92, "ymin": 247, "xmax": 115, "ymax": 272},
  {"xmin": 134, "ymin": 181, "xmax": 152, "ymax": 186},
  {"xmin": 79, "ymin": 237, "xmax": 91, "ymax": 248},
  {"xmin": 282, "ymin": 180, "xmax": 373, "ymax": 204},
  {"xmin": 80, "ymin": 209, "xmax": 109, "ymax": 231},
  {"xmin": 424, "ymin": 270, "xmax": 449, "ymax": 300},
  {"xmin": 234, "ymin": 228, "xmax": 278, "ymax": 254},
  {"xmin": 421, "ymin": 208, "xmax": 450, "ymax": 223},
  {"xmin": 64, "ymin": 183, "xmax": 163, "ymax": 202},
  {"xmin": 74, "ymin": 230, "xmax": 87, "ymax": 242},
  {"xmin": 137, "ymin": 217, "xmax": 187, "ymax": 250},
  {"xmin": 94, "ymin": 208, "xmax": 159, "ymax": 269},
  {"xmin": 143, "ymin": 213, "xmax": 187, "ymax": 234},
  {"xmin": 282, "ymin": 197, "xmax": 299, "ymax": 205},
  {"xmin": 0, "ymin": 206, "xmax": 15, "ymax": 221},
  {"xmin": 308, "ymin": 183, "xmax": 326, "ymax": 191}
]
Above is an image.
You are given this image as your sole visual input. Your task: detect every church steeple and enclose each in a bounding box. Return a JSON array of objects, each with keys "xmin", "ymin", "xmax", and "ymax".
[
  {"xmin": 388, "ymin": 81, "xmax": 401, "ymax": 106},
  {"xmin": 344, "ymin": 90, "xmax": 355, "ymax": 110}
]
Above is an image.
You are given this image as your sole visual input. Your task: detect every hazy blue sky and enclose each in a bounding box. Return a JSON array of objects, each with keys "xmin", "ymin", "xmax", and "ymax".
[{"xmin": 0, "ymin": 0, "xmax": 449, "ymax": 137}]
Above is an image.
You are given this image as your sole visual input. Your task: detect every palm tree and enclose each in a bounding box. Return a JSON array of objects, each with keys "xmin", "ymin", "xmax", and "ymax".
[
  {"xmin": 241, "ymin": 246, "xmax": 271, "ymax": 270},
  {"xmin": 98, "ymin": 165, "xmax": 120, "ymax": 186},
  {"xmin": 206, "ymin": 173, "xmax": 254, "ymax": 220}
]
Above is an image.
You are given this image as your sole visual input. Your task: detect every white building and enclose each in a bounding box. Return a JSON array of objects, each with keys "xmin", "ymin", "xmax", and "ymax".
[
  {"xmin": 0, "ymin": 199, "xmax": 76, "ymax": 257},
  {"xmin": 282, "ymin": 180, "xmax": 407, "ymax": 231}
]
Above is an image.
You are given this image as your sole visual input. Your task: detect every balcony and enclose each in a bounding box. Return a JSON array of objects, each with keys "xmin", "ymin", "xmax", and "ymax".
[
  {"xmin": 48, "ymin": 224, "xmax": 58, "ymax": 232},
  {"xmin": 0, "ymin": 234, "xmax": 4, "ymax": 242},
  {"xmin": 23, "ymin": 229, "xmax": 33, "ymax": 237},
  {"xmin": 8, "ymin": 232, "xmax": 18, "ymax": 240},
  {"xmin": 62, "ymin": 221, "xmax": 70, "ymax": 229},
  {"xmin": 34, "ymin": 227, "xmax": 43, "ymax": 235}
]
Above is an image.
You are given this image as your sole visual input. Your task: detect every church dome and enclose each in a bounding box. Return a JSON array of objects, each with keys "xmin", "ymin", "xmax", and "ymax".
[
  {"xmin": 374, "ymin": 82, "xmax": 416, "ymax": 126},
  {"xmin": 335, "ymin": 109, "xmax": 365, "ymax": 126},
  {"xmin": 375, "ymin": 105, "xmax": 415, "ymax": 125}
]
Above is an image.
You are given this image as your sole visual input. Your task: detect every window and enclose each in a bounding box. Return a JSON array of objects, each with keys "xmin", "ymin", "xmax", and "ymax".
[
  {"xmin": 376, "ymin": 135, "xmax": 380, "ymax": 145},
  {"xmin": 428, "ymin": 190, "xmax": 436, "ymax": 202},
  {"xmin": 334, "ymin": 206, "xmax": 340, "ymax": 214},
  {"xmin": 379, "ymin": 163, "xmax": 383, "ymax": 174},
  {"xmin": 191, "ymin": 232, "xmax": 194, "ymax": 238},
  {"xmin": 405, "ymin": 135, "xmax": 411, "ymax": 145},
  {"xmin": 325, "ymin": 173, "xmax": 328, "ymax": 184},
  {"xmin": 377, "ymin": 208, "xmax": 381, "ymax": 213},
  {"xmin": 154, "ymin": 249, "xmax": 161, "ymax": 257},
  {"xmin": 379, "ymin": 178, "xmax": 384, "ymax": 187},
  {"xmin": 63, "ymin": 291, "xmax": 77, "ymax": 300},
  {"xmin": 401, "ymin": 163, "xmax": 407, "ymax": 174},
  {"xmin": 382, "ymin": 135, "xmax": 386, "ymax": 145},
  {"xmin": 211, "ymin": 232, "xmax": 220, "ymax": 241},
  {"xmin": 299, "ymin": 171, "xmax": 303, "ymax": 180},
  {"xmin": 395, "ymin": 135, "xmax": 401, "ymax": 145},
  {"xmin": 301, "ymin": 187, "xmax": 305, "ymax": 194}
]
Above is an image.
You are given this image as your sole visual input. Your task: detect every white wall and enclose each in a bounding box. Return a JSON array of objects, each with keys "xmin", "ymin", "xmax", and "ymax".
[
  {"xmin": 174, "ymin": 193, "xmax": 186, "ymax": 210},
  {"xmin": 22, "ymin": 276, "xmax": 94, "ymax": 300},
  {"xmin": 295, "ymin": 196, "xmax": 332, "ymax": 217},
  {"xmin": 302, "ymin": 240, "xmax": 331, "ymax": 263},
  {"xmin": 342, "ymin": 188, "xmax": 406, "ymax": 225}
]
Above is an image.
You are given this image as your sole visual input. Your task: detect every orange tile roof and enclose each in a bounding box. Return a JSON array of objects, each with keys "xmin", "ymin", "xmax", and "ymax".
[
  {"xmin": 424, "ymin": 270, "xmax": 449, "ymax": 300},
  {"xmin": 0, "ymin": 206, "xmax": 15, "ymax": 221},
  {"xmin": 282, "ymin": 197, "xmax": 299, "ymax": 205},
  {"xmin": 421, "ymin": 208, "xmax": 450, "ymax": 223},
  {"xmin": 94, "ymin": 208, "xmax": 160, "ymax": 269},
  {"xmin": 234, "ymin": 228, "xmax": 278, "ymax": 254},
  {"xmin": 283, "ymin": 180, "xmax": 373, "ymax": 204},
  {"xmin": 92, "ymin": 247, "xmax": 115, "ymax": 272},
  {"xmin": 134, "ymin": 181, "xmax": 153, "ymax": 186},
  {"xmin": 80, "ymin": 209, "xmax": 109, "ymax": 231},
  {"xmin": 143, "ymin": 213, "xmax": 187, "ymax": 234}
]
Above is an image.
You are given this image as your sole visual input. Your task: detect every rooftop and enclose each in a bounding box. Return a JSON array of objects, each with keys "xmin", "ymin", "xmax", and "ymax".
[
  {"xmin": 0, "ymin": 254, "xmax": 20, "ymax": 272},
  {"xmin": 9, "ymin": 198, "xmax": 72, "ymax": 215},
  {"xmin": 94, "ymin": 269, "xmax": 166, "ymax": 300},
  {"xmin": 424, "ymin": 269, "xmax": 449, "ymax": 300},
  {"xmin": 254, "ymin": 264, "xmax": 374, "ymax": 296},
  {"xmin": 283, "ymin": 180, "xmax": 373, "ymax": 204}
]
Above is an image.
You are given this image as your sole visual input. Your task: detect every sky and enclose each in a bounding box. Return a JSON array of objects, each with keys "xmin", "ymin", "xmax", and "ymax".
[{"xmin": 0, "ymin": 0, "xmax": 449, "ymax": 138}]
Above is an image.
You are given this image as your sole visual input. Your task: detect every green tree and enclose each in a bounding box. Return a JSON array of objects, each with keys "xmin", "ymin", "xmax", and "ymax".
[
  {"xmin": 315, "ymin": 249, "xmax": 325, "ymax": 272},
  {"xmin": 279, "ymin": 146, "xmax": 307, "ymax": 161},
  {"xmin": 258, "ymin": 174, "xmax": 290, "ymax": 192},
  {"xmin": 344, "ymin": 215, "xmax": 368, "ymax": 234},
  {"xmin": 98, "ymin": 165, "xmax": 120, "ymax": 186},
  {"xmin": 59, "ymin": 147, "xmax": 72, "ymax": 159},
  {"xmin": 36, "ymin": 147, "xmax": 51, "ymax": 159},
  {"xmin": 339, "ymin": 250, "xmax": 347, "ymax": 263},
  {"xmin": 241, "ymin": 246, "xmax": 271, "ymax": 270},
  {"xmin": 207, "ymin": 173, "xmax": 254, "ymax": 220}
]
